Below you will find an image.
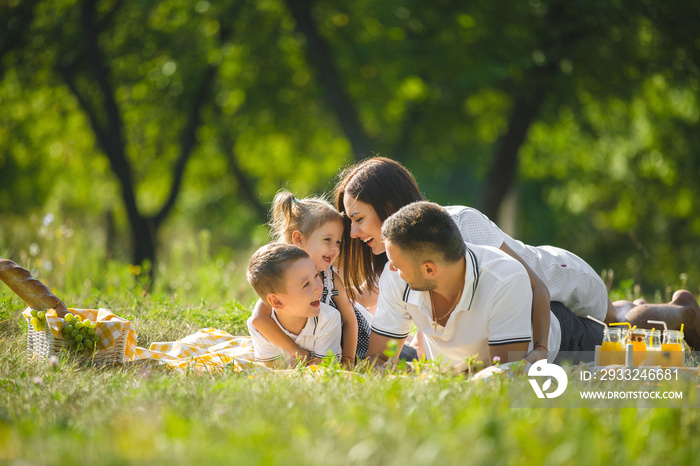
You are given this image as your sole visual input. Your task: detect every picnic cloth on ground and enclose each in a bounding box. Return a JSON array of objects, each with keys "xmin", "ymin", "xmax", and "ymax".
[
  {"xmin": 134, "ymin": 328, "xmax": 271, "ymax": 374},
  {"xmin": 23, "ymin": 307, "xmax": 138, "ymax": 360}
]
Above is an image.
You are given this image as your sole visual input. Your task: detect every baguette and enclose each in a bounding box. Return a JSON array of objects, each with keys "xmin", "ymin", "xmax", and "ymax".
[{"xmin": 0, "ymin": 259, "xmax": 68, "ymax": 317}]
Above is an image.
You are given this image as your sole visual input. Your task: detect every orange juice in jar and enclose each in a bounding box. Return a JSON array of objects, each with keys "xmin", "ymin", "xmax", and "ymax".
[
  {"xmin": 600, "ymin": 328, "xmax": 625, "ymax": 366},
  {"xmin": 629, "ymin": 329, "xmax": 647, "ymax": 366},
  {"xmin": 660, "ymin": 329, "xmax": 684, "ymax": 367}
]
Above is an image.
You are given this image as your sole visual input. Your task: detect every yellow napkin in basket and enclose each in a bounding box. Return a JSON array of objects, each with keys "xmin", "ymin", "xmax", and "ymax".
[
  {"xmin": 134, "ymin": 328, "xmax": 269, "ymax": 374},
  {"xmin": 23, "ymin": 307, "xmax": 139, "ymax": 360}
]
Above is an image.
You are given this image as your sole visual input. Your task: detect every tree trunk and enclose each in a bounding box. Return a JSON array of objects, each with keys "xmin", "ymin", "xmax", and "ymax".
[
  {"xmin": 57, "ymin": 0, "xmax": 220, "ymax": 282},
  {"xmin": 284, "ymin": 0, "xmax": 372, "ymax": 160},
  {"xmin": 480, "ymin": 88, "xmax": 547, "ymax": 220}
]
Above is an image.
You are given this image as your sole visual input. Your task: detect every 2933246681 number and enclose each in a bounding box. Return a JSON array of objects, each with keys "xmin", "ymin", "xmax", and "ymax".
[{"xmin": 599, "ymin": 368, "xmax": 678, "ymax": 381}]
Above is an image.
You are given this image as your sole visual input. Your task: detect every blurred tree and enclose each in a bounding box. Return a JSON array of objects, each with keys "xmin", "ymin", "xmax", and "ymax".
[
  {"xmin": 280, "ymin": 0, "xmax": 699, "ymax": 288},
  {"xmin": 1, "ymin": 0, "xmax": 698, "ymax": 293},
  {"xmin": 52, "ymin": 0, "xmax": 224, "ymax": 276}
]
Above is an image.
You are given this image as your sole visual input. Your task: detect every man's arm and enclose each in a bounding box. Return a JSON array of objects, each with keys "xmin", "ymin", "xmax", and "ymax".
[
  {"xmin": 367, "ymin": 332, "xmax": 406, "ymax": 365},
  {"xmin": 489, "ymin": 342, "xmax": 529, "ymax": 364},
  {"xmin": 486, "ymin": 263, "xmax": 534, "ymax": 364},
  {"xmin": 499, "ymin": 242, "xmax": 550, "ymax": 363}
]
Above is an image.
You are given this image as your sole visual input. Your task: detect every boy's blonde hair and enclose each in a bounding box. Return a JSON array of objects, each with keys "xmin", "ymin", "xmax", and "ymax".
[
  {"xmin": 269, "ymin": 191, "xmax": 342, "ymax": 244},
  {"xmin": 247, "ymin": 243, "xmax": 310, "ymax": 300}
]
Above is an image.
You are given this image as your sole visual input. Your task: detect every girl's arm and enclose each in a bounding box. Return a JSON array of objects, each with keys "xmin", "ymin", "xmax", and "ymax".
[
  {"xmin": 333, "ymin": 271, "xmax": 359, "ymax": 366},
  {"xmin": 250, "ymin": 299, "xmax": 310, "ymax": 363},
  {"xmin": 499, "ymin": 243, "xmax": 550, "ymax": 363}
]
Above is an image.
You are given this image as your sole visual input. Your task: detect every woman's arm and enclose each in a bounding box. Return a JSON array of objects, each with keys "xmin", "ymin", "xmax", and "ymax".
[
  {"xmin": 250, "ymin": 299, "xmax": 310, "ymax": 363},
  {"xmin": 499, "ymin": 242, "xmax": 550, "ymax": 362},
  {"xmin": 333, "ymin": 271, "xmax": 359, "ymax": 366}
]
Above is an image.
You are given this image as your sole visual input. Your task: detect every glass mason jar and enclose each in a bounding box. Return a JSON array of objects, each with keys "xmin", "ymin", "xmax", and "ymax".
[
  {"xmin": 600, "ymin": 327, "xmax": 625, "ymax": 366},
  {"xmin": 661, "ymin": 329, "xmax": 684, "ymax": 367},
  {"xmin": 645, "ymin": 329, "xmax": 661, "ymax": 350}
]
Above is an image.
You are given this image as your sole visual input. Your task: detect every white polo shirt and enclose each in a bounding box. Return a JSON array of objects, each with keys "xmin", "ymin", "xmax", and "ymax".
[
  {"xmin": 247, "ymin": 302, "xmax": 342, "ymax": 366},
  {"xmin": 446, "ymin": 205, "xmax": 609, "ymax": 321},
  {"xmin": 372, "ymin": 243, "xmax": 562, "ymax": 371}
]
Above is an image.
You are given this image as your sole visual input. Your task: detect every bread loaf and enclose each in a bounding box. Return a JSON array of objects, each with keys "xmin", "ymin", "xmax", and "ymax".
[{"xmin": 0, "ymin": 259, "xmax": 68, "ymax": 317}]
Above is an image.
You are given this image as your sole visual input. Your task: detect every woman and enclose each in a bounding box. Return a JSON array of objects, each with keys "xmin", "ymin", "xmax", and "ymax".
[{"xmin": 333, "ymin": 157, "xmax": 614, "ymax": 359}]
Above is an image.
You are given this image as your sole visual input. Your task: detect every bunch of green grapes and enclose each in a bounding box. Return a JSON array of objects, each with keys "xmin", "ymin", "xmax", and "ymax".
[
  {"xmin": 61, "ymin": 313, "xmax": 99, "ymax": 353},
  {"xmin": 29, "ymin": 309, "xmax": 48, "ymax": 331}
]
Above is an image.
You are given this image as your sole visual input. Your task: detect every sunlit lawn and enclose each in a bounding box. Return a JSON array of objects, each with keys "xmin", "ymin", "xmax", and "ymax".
[{"xmin": 1, "ymin": 226, "xmax": 700, "ymax": 465}]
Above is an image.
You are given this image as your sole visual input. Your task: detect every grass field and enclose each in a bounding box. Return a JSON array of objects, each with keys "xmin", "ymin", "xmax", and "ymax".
[{"xmin": 2, "ymin": 227, "xmax": 700, "ymax": 465}]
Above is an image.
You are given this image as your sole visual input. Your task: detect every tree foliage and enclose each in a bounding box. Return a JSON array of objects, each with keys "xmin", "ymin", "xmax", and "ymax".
[{"xmin": 1, "ymin": 0, "xmax": 698, "ymax": 293}]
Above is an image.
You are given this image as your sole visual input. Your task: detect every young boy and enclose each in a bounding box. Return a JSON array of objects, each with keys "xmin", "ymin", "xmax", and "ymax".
[{"xmin": 246, "ymin": 242, "xmax": 342, "ymax": 368}]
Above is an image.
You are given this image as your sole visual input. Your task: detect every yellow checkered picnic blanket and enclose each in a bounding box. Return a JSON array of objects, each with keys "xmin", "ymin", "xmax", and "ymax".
[
  {"xmin": 23, "ymin": 307, "xmax": 138, "ymax": 358},
  {"xmin": 24, "ymin": 309, "xmax": 324, "ymax": 374},
  {"xmin": 134, "ymin": 328, "xmax": 270, "ymax": 374}
]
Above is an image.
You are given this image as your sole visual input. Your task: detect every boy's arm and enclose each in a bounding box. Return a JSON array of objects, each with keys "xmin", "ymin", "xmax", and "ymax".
[
  {"xmin": 250, "ymin": 299, "xmax": 310, "ymax": 363},
  {"xmin": 247, "ymin": 319, "xmax": 290, "ymax": 369},
  {"xmin": 499, "ymin": 242, "xmax": 550, "ymax": 363},
  {"xmin": 333, "ymin": 271, "xmax": 358, "ymax": 365}
]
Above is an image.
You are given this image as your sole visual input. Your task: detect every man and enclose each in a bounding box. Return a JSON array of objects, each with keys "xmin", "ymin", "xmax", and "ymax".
[
  {"xmin": 367, "ymin": 202, "xmax": 565, "ymax": 371},
  {"xmin": 369, "ymin": 202, "xmax": 700, "ymax": 371},
  {"xmin": 371, "ymin": 202, "xmax": 700, "ymax": 374}
]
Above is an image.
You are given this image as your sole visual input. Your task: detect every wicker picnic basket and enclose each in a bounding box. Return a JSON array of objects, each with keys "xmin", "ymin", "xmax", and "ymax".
[
  {"xmin": 25, "ymin": 312, "xmax": 129, "ymax": 365},
  {"xmin": 0, "ymin": 258, "xmax": 129, "ymax": 365}
]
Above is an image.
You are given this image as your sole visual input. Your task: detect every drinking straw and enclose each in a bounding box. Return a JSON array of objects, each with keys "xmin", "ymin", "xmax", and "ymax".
[
  {"xmin": 681, "ymin": 323, "xmax": 684, "ymax": 334},
  {"xmin": 586, "ymin": 315, "xmax": 607, "ymax": 328},
  {"xmin": 610, "ymin": 322, "xmax": 631, "ymax": 329},
  {"xmin": 647, "ymin": 320, "xmax": 668, "ymax": 331}
]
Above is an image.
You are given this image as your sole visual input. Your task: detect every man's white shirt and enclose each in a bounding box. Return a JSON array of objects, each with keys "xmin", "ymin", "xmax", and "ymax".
[
  {"xmin": 372, "ymin": 242, "xmax": 561, "ymax": 371},
  {"xmin": 247, "ymin": 302, "xmax": 342, "ymax": 366}
]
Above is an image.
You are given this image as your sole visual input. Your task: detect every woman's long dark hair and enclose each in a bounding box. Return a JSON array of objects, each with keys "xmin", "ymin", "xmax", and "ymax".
[{"xmin": 333, "ymin": 157, "xmax": 424, "ymax": 299}]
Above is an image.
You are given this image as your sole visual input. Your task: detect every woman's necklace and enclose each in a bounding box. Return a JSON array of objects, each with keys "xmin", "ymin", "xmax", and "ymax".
[{"xmin": 429, "ymin": 278, "xmax": 465, "ymax": 332}]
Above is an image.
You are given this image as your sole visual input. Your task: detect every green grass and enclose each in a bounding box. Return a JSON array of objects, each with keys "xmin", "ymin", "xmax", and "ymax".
[
  {"xmin": 2, "ymin": 224, "xmax": 700, "ymax": 465},
  {"xmin": 3, "ymin": 283, "xmax": 700, "ymax": 465}
]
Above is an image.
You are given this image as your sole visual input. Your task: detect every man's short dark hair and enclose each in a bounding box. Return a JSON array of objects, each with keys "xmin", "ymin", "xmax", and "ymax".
[
  {"xmin": 247, "ymin": 243, "xmax": 310, "ymax": 299},
  {"xmin": 382, "ymin": 202, "xmax": 466, "ymax": 263}
]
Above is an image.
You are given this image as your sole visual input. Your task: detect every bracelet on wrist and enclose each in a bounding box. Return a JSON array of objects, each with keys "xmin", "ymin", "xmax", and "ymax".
[{"xmin": 534, "ymin": 344, "xmax": 548, "ymax": 352}]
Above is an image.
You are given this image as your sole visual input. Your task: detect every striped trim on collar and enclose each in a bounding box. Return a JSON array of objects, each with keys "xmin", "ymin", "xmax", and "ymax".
[{"xmin": 465, "ymin": 246, "xmax": 479, "ymax": 310}]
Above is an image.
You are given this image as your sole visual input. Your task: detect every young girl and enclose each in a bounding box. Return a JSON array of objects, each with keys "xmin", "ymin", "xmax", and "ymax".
[{"xmin": 250, "ymin": 191, "xmax": 371, "ymax": 366}]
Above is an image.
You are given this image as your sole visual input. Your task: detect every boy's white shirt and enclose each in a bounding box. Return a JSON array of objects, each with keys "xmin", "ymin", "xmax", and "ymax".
[{"xmin": 247, "ymin": 302, "xmax": 342, "ymax": 366}]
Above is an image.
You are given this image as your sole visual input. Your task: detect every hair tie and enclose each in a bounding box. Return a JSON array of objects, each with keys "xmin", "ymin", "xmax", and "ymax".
[{"xmin": 292, "ymin": 196, "xmax": 300, "ymax": 206}]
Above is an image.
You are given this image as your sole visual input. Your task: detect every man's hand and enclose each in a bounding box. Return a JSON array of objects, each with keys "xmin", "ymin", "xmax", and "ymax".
[
  {"xmin": 525, "ymin": 348, "xmax": 549, "ymax": 364},
  {"xmin": 291, "ymin": 349, "xmax": 311, "ymax": 368}
]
